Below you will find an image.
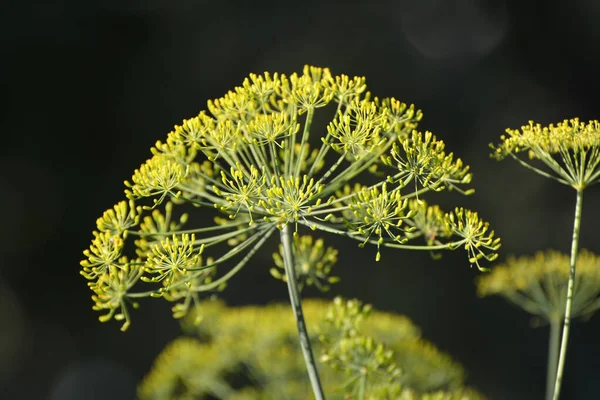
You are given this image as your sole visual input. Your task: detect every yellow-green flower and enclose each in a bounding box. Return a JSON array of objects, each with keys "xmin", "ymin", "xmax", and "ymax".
[
  {"xmin": 125, "ymin": 155, "xmax": 189, "ymax": 206},
  {"xmin": 385, "ymin": 131, "xmax": 472, "ymax": 194},
  {"xmin": 143, "ymin": 233, "xmax": 203, "ymax": 287},
  {"xmin": 445, "ymin": 208, "xmax": 500, "ymax": 271},
  {"xmin": 138, "ymin": 298, "xmax": 483, "ymax": 400},
  {"xmin": 491, "ymin": 118, "xmax": 600, "ymax": 400},
  {"xmin": 271, "ymin": 235, "xmax": 339, "ymax": 292},
  {"xmin": 95, "ymin": 200, "xmax": 140, "ymax": 237},
  {"xmin": 134, "ymin": 201, "xmax": 189, "ymax": 258},
  {"xmin": 347, "ymin": 183, "xmax": 411, "ymax": 261},
  {"xmin": 91, "ymin": 263, "xmax": 142, "ymax": 332},
  {"xmin": 80, "ymin": 231, "xmax": 125, "ymax": 280},
  {"xmin": 327, "ymin": 99, "xmax": 385, "ymax": 159},
  {"xmin": 491, "ymin": 118, "xmax": 600, "ymax": 190},
  {"xmin": 404, "ymin": 200, "xmax": 452, "ymax": 247}
]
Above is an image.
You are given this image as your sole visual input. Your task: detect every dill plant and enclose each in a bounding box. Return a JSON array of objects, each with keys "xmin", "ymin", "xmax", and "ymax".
[
  {"xmin": 477, "ymin": 250, "xmax": 600, "ymax": 400},
  {"xmin": 138, "ymin": 297, "xmax": 485, "ymax": 400},
  {"xmin": 491, "ymin": 119, "xmax": 600, "ymax": 400},
  {"xmin": 80, "ymin": 65, "xmax": 500, "ymax": 399}
]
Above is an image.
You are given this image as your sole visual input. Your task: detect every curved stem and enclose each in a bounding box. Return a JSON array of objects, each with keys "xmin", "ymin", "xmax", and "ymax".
[
  {"xmin": 298, "ymin": 219, "xmax": 466, "ymax": 251},
  {"xmin": 126, "ymin": 218, "xmax": 249, "ymax": 237},
  {"xmin": 552, "ymin": 189, "xmax": 583, "ymax": 400},
  {"xmin": 127, "ymin": 225, "xmax": 275, "ymax": 298},
  {"xmin": 508, "ymin": 153, "xmax": 570, "ymax": 186},
  {"xmin": 192, "ymin": 225, "xmax": 275, "ymax": 291},
  {"xmin": 320, "ymin": 134, "xmax": 398, "ymax": 198},
  {"xmin": 281, "ymin": 224, "xmax": 325, "ymax": 400},
  {"xmin": 546, "ymin": 317, "xmax": 561, "ymax": 400}
]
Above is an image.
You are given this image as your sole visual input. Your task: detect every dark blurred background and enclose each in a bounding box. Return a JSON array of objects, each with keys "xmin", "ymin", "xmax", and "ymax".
[{"xmin": 3, "ymin": 1, "xmax": 600, "ymax": 399}]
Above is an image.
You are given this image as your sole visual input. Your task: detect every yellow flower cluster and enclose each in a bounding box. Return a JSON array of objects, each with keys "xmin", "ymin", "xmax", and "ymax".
[
  {"xmin": 491, "ymin": 118, "xmax": 600, "ymax": 189},
  {"xmin": 493, "ymin": 119, "xmax": 600, "ymax": 158},
  {"xmin": 138, "ymin": 298, "xmax": 484, "ymax": 400},
  {"xmin": 271, "ymin": 235, "xmax": 340, "ymax": 292},
  {"xmin": 80, "ymin": 65, "xmax": 500, "ymax": 330},
  {"xmin": 386, "ymin": 131, "xmax": 472, "ymax": 195}
]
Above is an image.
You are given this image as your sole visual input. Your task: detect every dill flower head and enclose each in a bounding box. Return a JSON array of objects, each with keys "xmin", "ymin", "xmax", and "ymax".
[
  {"xmin": 95, "ymin": 200, "xmax": 140, "ymax": 237},
  {"xmin": 138, "ymin": 298, "xmax": 484, "ymax": 400},
  {"xmin": 319, "ymin": 298, "xmax": 465, "ymax": 396},
  {"xmin": 270, "ymin": 234, "xmax": 339, "ymax": 292},
  {"xmin": 81, "ymin": 65, "xmax": 500, "ymax": 330},
  {"xmin": 477, "ymin": 249, "xmax": 600, "ymax": 322},
  {"xmin": 491, "ymin": 118, "xmax": 600, "ymax": 189}
]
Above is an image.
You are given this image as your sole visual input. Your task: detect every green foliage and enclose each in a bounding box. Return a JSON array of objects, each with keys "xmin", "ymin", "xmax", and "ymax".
[
  {"xmin": 80, "ymin": 64, "xmax": 500, "ymax": 331},
  {"xmin": 138, "ymin": 298, "xmax": 484, "ymax": 400}
]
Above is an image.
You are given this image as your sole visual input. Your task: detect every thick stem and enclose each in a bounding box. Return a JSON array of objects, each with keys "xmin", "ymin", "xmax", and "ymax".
[
  {"xmin": 358, "ymin": 374, "xmax": 366, "ymax": 400},
  {"xmin": 552, "ymin": 189, "xmax": 583, "ymax": 400},
  {"xmin": 281, "ymin": 224, "xmax": 325, "ymax": 400},
  {"xmin": 546, "ymin": 318, "xmax": 561, "ymax": 400}
]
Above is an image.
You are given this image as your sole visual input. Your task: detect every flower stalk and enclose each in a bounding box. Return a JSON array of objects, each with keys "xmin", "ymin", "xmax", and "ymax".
[
  {"xmin": 546, "ymin": 317, "xmax": 560, "ymax": 400},
  {"xmin": 489, "ymin": 118, "xmax": 600, "ymax": 400},
  {"xmin": 552, "ymin": 188, "xmax": 583, "ymax": 400},
  {"xmin": 281, "ymin": 224, "xmax": 325, "ymax": 400},
  {"xmin": 81, "ymin": 65, "xmax": 501, "ymax": 396}
]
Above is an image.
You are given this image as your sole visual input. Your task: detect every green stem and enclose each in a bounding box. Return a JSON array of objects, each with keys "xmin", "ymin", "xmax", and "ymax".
[
  {"xmin": 208, "ymin": 379, "xmax": 235, "ymax": 399},
  {"xmin": 320, "ymin": 134, "xmax": 397, "ymax": 198},
  {"xmin": 295, "ymin": 108, "xmax": 315, "ymax": 177},
  {"xmin": 552, "ymin": 189, "xmax": 583, "ymax": 400},
  {"xmin": 269, "ymin": 141, "xmax": 282, "ymax": 180},
  {"xmin": 358, "ymin": 374, "xmax": 366, "ymax": 400},
  {"xmin": 192, "ymin": 225, "xmax": 275, "ymax": 291},
  {"xmin": 308, "ymin": 100, "xmax": 343, "ymax": 179},
  {"xmin": 281, "ymin": 224, "xmax": 325, "ymax": 400},
  {"xmin": 546, "ymin": 317, "xmax": 561, "ymax": 400},
  {"xmin": 127, "ymin": 225, "xmax": 275, "ymax": 298},
  {"xmin": 126, "ymin": 219, "xmax": 249, "ymax": 237},
  {"xmin": 508, "ymin": 153, "xmax": 570, "ymax": 186},
  {"xmin": 315, "ymin": 153, "xmax": 346, "ymax": 186},
  {"xmin": 298, "ymin": 220, "xmax": 466, "ymax": 251}
]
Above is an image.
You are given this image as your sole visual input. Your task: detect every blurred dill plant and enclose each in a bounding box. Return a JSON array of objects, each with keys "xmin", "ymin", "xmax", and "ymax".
[
  {"xmin": 477, "ymin": 250, "xmax": 600, "ymax": 322},
  {"xmin": 270, "ymin": 234, "xmax": 340, "ymax": 292},
  {"xmin": 477, "ymin": 250, "xmax": 600, "ymax": 399},
  {"xmin": 138, "ymin": 297, "xmax": 486, "ymax": 400},
  {"xmin": 491, "ymin": 119, "xmax": 600, "ymax": 400},
  {"xmin": 81, "ymin": 65, "xmax": 500, "ymax": 398}
]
